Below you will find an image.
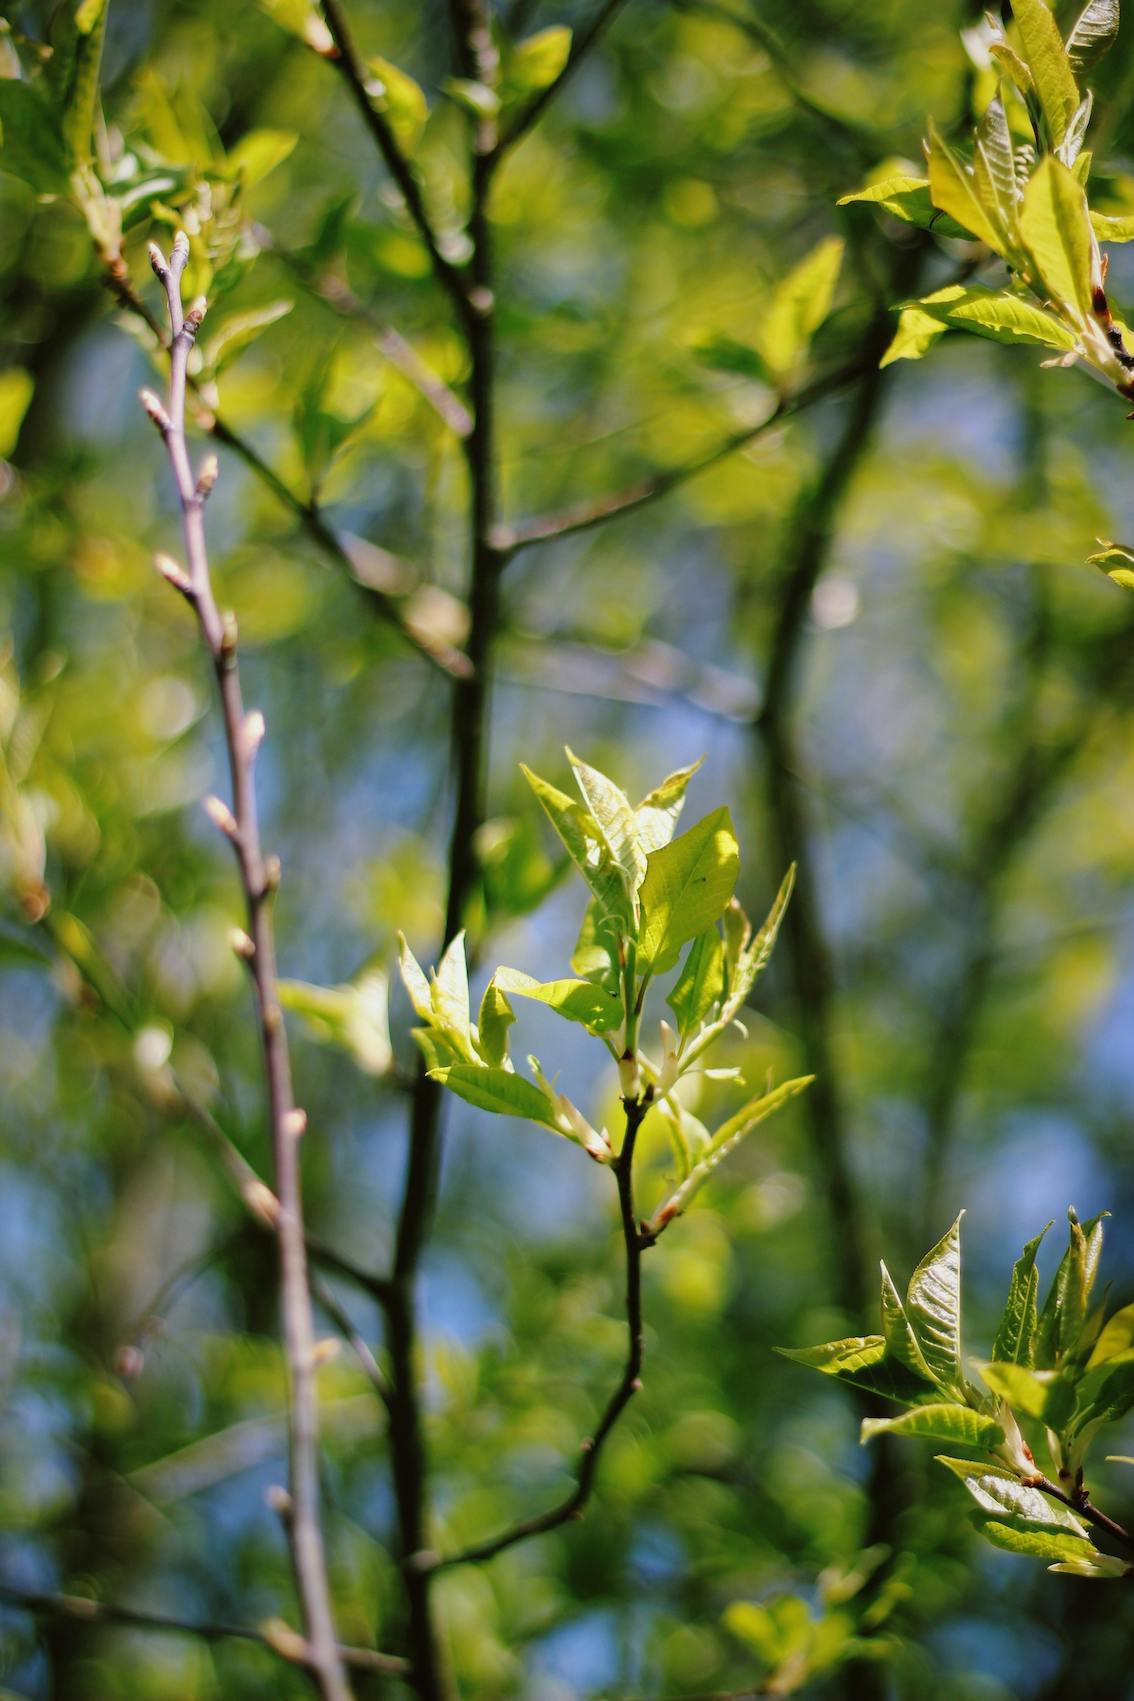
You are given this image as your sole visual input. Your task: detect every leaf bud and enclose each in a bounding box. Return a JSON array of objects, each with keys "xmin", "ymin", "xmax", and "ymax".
[{"xmin": 204, "ymin": 794, "xmax": 238, "ymax": 838}]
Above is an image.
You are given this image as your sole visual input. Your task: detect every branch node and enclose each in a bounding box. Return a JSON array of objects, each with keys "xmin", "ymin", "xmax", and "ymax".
[
  {"xmin": 147, "ymin": 241, "xmax": 169, "ymax": 281},
  {"xmin": 265, "ymin": 1482, "xmax": 294, "ymax": 1520},
  {"xmin": 283, "ymin": 1107, "xmax": 308, "ymax": 1139},
  {"xmin": 262, "ymin": 854, "xmax": 282, "ymax": 896},
  {"xmin": 139, "ymin": 388, "xmax": 172, "ymax": 434},
  {"xmin": 244, "ymin": 709, "xmax": 266, "ymax": 760},
  {"xmin": 204, "ymin": 794, "xmax": 239, "ymax": 839},
  {"xmin": 196, "ymin": 454, "xmax": 220, "ymax": 501},
  {"xmin": 220, "ymin": 610, "xmax": 239, "ymax": 662},
  {"xmin": 231, "ymin": 927, "xmax": 256, "ymax": 962},
  {"xmin": 184, "ymin": 295, "xmax": 209, "ymax": 338},
  {"xmin": 153, "ymin": 552, "xmax": 194, "ymax": 598},
  {"xmin": 243, "ymin": 1178, "xmax": 281, "ymax": 1226}
]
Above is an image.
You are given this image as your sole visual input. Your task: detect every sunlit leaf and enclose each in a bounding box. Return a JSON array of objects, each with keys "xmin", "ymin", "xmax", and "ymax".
[
  {"xmin": 279, "ymin": 970, "xmax": 392, "ymax": 1076},
  {"xmin": 925, "ymin": 119, "xmax": 1004, "ymax": 251},
  {"xmin": 725, "ymin": 864, "xmax": 794, "ymax": 1012},
  {"xmin": 648, "ymin": 1077, "xmax": 812, "ymax": 1231},
  {"xmin": 880, "ymin": 1262, "xmax": 936, "ymax": 1384},
  {"xmin": 1019, "ymin": 155, "xmax": 1095, "ymax": 322},
  {"xmin": 935, "ymin": 1456, "xmax": 1088, "ymax": 1532},
  {"xmin": 476, "ymin": 977, "xmax": 515, "ymax": 1067},
  {"xmin": 1011, "ymin": 0, "xmax": 1080, "ymax": 147},
  {"xmin": 974, "ymin": 1516, "xmax": 1098, "ymax": 1564},
  {"xmin": 1090, "ymin": 211, "xmax": 1134, "ymax": 242},
  {"xmin": 638, "ymin": 807, "xmax": 740, "ymax": 972},
  {"xmin": 838, "ymin": 173, "xmax": 973, "ymax": 240},
  {"xmin": 255, "ymin": 0, "xmax": 336, "ymax": 55},
  {"xmin": 430, "ymin": 1063, "xmax": 561, "ymax": 1129},
  {"xmin": 201, "ymin": 301, "xmax": 294, "ymax": 376},
  {"xmin": 0, "ymin": 368, "xmax": 33, "ymax": 459},
  {"xmin": 880, "ymin": 304, "xmax": 950, "ymax": 366},
  {"xmin": 992, "ymin": 1223, "xmax": 1052, "ymax": 1366},
  {"xmin": 225, "ymin": 128, "xmax": 298, "ymax": 188},
  {"xmin": 1064, "ymin": 0, "xmax": 1119, "ymax": 78},
  {"xmin": 905, "ymin": 1213, "xmax": 965, "ymax": 1394},
  {"xmin": 565, "ymin": 746, "xmax": 645, "ymax": 896},
  {"xmin": 635, "ymin": 758, "xmax": 704, "ymax": 854},
  {"xmin": 668, "ymin": 927, "xmax": 724, "ymax": 1041},
  {"xmin": 861, "ymin": 1403, "xmax": 1003, "ymax": 1448},
  {"xmin": 367, "ymin": 56, "xmax": 428, "ymax": 154},
  {"xmin": 756, "ymin": 236, "xmax": 844, "ymax": 379},
  {"xmin": 521, "ymin": 764, "xmax": 634, "ymax": 933},
  {"xmin": 504, "ymin": 25, "xmax": 572, "ymax": 96},
  {"xmin": 898, "ymin": 284, "xmax": 1076, "ymax": 351},
  {"xmin": 494, "ymin": 967, "xmax": 623, "ymax": 1033}
]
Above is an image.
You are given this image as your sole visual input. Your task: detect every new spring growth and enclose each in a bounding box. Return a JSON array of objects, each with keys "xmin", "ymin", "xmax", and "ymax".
[
  {"xmin": 283, "ymin": 1108, "xmax": 308, "ymax": 1139},
  {"xmin": 204, "ymin": 794, "xmax": 238, "ymax": 838},
  {"xmin": 195, "ymin": 455, "xmax": 219, "ymax": 501},
  {"xmin": 184, "ymin": 296, "xmax": 208, "ymax": 338},
  {"xmin": 170, "ymin": 230, "xmax": 190, "ymax": 270},
  {"xmin": 231, "ymin": 927, "xmax": 256, "ymax": 962},
  {"xmin": 139, "ymin": 388, "xmax": 171, "ymax": 434},
  {"xmin": 244, "ymin": 710, "xmax": 266, "ymax": 760},
  {"xmin": 153, "ymin": 552, "xmax": 193, "ymax": 596},
  {"xmin": 146, "ymin": 241, "xmax": 168, "ymax": 281}
]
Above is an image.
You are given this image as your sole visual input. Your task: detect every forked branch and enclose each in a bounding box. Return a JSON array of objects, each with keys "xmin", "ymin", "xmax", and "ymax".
[{"xmin": 142, "ymin": 233, "xmax": 352, "ymax": 1701}]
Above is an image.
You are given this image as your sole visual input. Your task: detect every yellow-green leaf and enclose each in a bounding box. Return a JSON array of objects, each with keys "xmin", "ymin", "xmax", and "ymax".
[
  {"xmin": 367, "ymin": 56, "xmax": 428, "ymax": 154},
  {"xmin": 1012, "ymin": 0, "xmax": 1080, "ymax": 146},
  {"xmin": 638, "ymin": 807, "xmax": 739, "ymax": 971},
  {"xmin": 756, "ymin": 236, "xmax": 844, "ymax": 378},
  {"xmin": 0, "ymin": 368, "xmax": 34, "ymax": 459},
  {"xmin": 1020, "ymin": 154, "xmax": 1095, "ymax": 320},
  {"xmin": 925, "ymin": 119, "xmax": 1004, "ymax": 252}
]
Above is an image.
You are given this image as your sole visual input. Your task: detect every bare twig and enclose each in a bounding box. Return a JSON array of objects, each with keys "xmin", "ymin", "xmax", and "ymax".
[
  {"xmin": 142, "ymin": 233, "xmax": 351, "ymax": 1701},
  {"xmin": 431, "ymin": 1093, "xmax": 650, "ymax": 1572},
  {"xmin": 319, "ymin": 0, "xmax": 472, "ymax": 327},
  {"xmin": 492, "ymin": 360, "xmax": 865, "ymax": 555},
  {"xmin": 492, "ymin": 0, "xmax": 631, "ymax": 163},
  {"xmin": 0, "ymin": 1584, "xmax": 407, "ymax": 1677},
  {"xmin": 1031, "ymin": 1476, "xmax": 1134, "ymax": 1558},
  {"xmin": 312, "ymin": 1274, "xmax": 392, "ymax": 1408}
]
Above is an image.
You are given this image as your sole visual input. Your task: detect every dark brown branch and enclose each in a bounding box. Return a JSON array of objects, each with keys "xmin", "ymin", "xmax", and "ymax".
[
  {"xmin": 1031, "ymin": 1476, "xmax": 1134, "ymax": 1558},
  {"xmin": 492, "ymin": 360, "xmax": 866, "ymax": 556},
  {"xmin": 491, "ymin": 0, "xmax": 631, "ymax": 163},
  {"xmin": 144, "ymin": 235, "xmax": 351, "ymax": 1701},
  {"xmin": 0, "ymin": 1584, "xmax": 407, "ymax": 1676},
  {"xmin": 319, "ymin": 0, "xmax": 472, "ymax": 327},
  {"xmin": 430, "ymin": 1094, "xmax": 650, "ymax": 1573}
]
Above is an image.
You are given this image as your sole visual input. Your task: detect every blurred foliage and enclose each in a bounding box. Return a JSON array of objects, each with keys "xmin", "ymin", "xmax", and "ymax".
[{"xmin": 5, "ymin": 0, "xmax": 1134, "ymax": 1698}]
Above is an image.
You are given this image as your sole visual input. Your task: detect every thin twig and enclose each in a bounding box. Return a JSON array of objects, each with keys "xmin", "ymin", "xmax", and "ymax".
[
  {"xmin": 492, "ymin": 360, "xmax": 865, "ymax": 555},
  {"xmin": 0, "ymin": 1584, "xmax": 407, "ymax": 1676},
  {"xmin": 312, "ymin": 1274, "xmax": 392, "ymax": 1409},
  {"xmin": 142, "ymin": 234, "xmax": 351, "ymax": 1701},
  {"xmin": 1031, "ymin": 1476, "xmax": 1134, "ymax": 1557},
  {"xmin": 492, "ymin": 0, "xmax": 631, "ymax": 163},
  {"xmin": 430, "ymin": 1094, "xmax": 650, "ymax": 1572},
  {"xmin": 319, "ymin": 0, "xmax": 472, "ymax": 327}
]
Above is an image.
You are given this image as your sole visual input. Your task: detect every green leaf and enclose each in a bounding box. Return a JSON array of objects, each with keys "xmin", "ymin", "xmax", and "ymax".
[
  {"xmin": 990, "ymin": 40, "xmax": 1035, "ymax": 96},
  {"xmin": 775, "ymin": 1337, "xmax": 952, "ymax": 1408},
  {"xmin": 1037, "ymin": 1209, "xmax": 1108, "ymax": 1361},
  {"xmin": 973, "ymin": 97, "xmax": 1019, "ymax": 248},
  {"xmin": 635, "ymin": 758, "xmax": 704, "ymax": 854},
  {"xmin": 725, "ymin": 863, "xmax": 795, "ymax": 1011},
  {"xmin": 1020, "ymin": 154, "xmax": 1095, "ymax": 322},
  {"xmin": 476, "ymin": 977, "xmax": 515, "ymax": 1067},
  {"xmin": 59, "ymin": 0, "xmax": 107, "ymax": 167},
  {"xmin": 278, "ymin": 970, "xmax": 392, "ymax": 1076},
  {"xmin": 201, "ymin": 302, "xmax": 295, "ymax": 377},
  {"xmin": 880, "ymin": 305, "xmax": 950, "ymax": 367},
  {"xmin": 925, "ymin": 119, "xmax": 1005, "ymax": 251},
  {"xmin": 755, "ymin": 236, "xmax": 844, "ymax": 379},
  {"xmin": 1011, "ymin": 0, "xmax": 1080, "ymax": 147},
  {"xmin": 861, "ymin": 1403, "xmax": 1004, "ymax": 1448},
  {"xmin": 493, "ymin": 968, "xmax": 623, "ymax": 1033},
  {"xmin": 504, "ymin": 25, "xmax": 572, "ymax": 95},
  {"xmin": 521, "ymin": 764, "xmax": 634, "ymax": 933},
  {"xmin": 1048, "ymin": 1554, "xmax": 1130, "ymax": 1577},
  {"xmin": 1056, "ymin": 91, "xmax": 1093, "ymax": 167},
  {"xmin": 974, "ymin": 1516, "xmax": 1099, "ymax": 1565},
  {"xmin": 1088, "ymin": 541, "xmax": 1134, "ymax": 590},
  {"xmin": 837, "ymin": 174, "xmax": 974, "ymax": 240},
  {"xmin": 1064, "ymin": 0, "xmax": 1119, "ymax": 78},
  {"xmin": 429, "ymin": 1063, "xmax": 561, "ymax": 1129},
  {"xmin": 0, "ymin": 368, "xmax": 34, "ymax": 460},
  {"xmin": 1087, "ymin": 1303, "xmax": 1134, "ymax": 1368},
  {"xmin": 565, "ymin": 746, "xmax": 645, "ymax": 896},
  {"xmin": 225, "ymin": 128, "xmax": 299, "ymax": 188},
  {"xmin": 0, "ymin": 81, "xmax": 70, "ymax": 193},
  {"xmin": 905, "ymin": 1213, "xmax": 964, "ymax": 1394},
  {"xmin": 638, "ymin": 807, "xmax": 740, "ymax": 972},
  {"xmin": 647, "ymin": 1077, "xmax": 812, "ymax": 1231},
  {"xmin": 992, "ymin": 1224, "xmax": 1052, "ymax": 1366},
  {"xmin": 880, "ymin": 1262, "xmax": 937, "ymax": 1384},
  {"xmin": 899, "ymin": 284, "xmax": 1076, "ymax": 351},
  {"xmin": 442, "ymin": 77, "xmax": 501, "ymax": 120},
  {"xmin": 367, "ymin": 56, "xmax": 429, "ymax": 154},
  {"xmin": 570, "ymin": 900, "xmax": 621, "ymax": 992},
  {"xmin": 397, "ymin": 933, "xmax": 434, "ymax": 1022},
  {"xmin": 980, "ymin": 1360, "xmax": 1061, "ymax": 1421},
  {"xmin": 935, "ymin": 1456, "xmax": 1088, "ymax": 1532},
  {"xmin": 692, "ymin": 332, "xmax": 770, "ymax": 384},
  {"xmin": 1090, "ymin": 211, "xmax": 1134, "ymax": 242},
  {"xmin": 1068, "ymin": 1355, "xmax": 1134, "ymax": 1435},
  {"xmin": 668, "ymin": 927, "xmax": 725, "ymax": 1041},
  {"xmin": 255, "ymin": 0, "xmax": 336, "ymax": 55},
  {"xmin": 432, "ymin": 931, "xmax": 471, "ymax": 1039}
]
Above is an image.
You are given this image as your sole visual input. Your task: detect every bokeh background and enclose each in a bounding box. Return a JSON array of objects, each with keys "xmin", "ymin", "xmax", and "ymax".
[{"xmin": 4, "ymin": 0, "xmax": 1134, "ymax": 1695}]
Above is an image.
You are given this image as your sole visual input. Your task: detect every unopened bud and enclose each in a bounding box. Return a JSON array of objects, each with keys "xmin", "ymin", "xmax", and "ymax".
[
  {"xmin": 220, "ymin": 610, "xmax": 238, "ymax": 660},
  {"xmin": 243, "ymin": 1178, "xmax": 280, "ymax": 1225},
  {"xmin": 230, "ymin": 927, "xmax": 255, "ymax": 961},
  {"xmin": 184, "ymin": 296, "xmax": 208, "ymax": 336},
  {"xmin": 139, "ymin": 388, "xmax": 171, "ymax": 433},
  {"xmin": 204, "ymin": 794, "xmax": 238, "ymax": 838},
  {"xmin": 244, "ymin": 709, "xmax": 266, "ymax": 758},
  {"xmin": 263, "ymin": 854, "xmax": 282, "ymax": 894},
  {"xmin": 282, "ymin": 1107, "xmax": 308, "ymax": 1139},
  {"xmin": 147, "ymin": 242, "xmax": 168, "ymax": 279},
  {"xmin": 263, "ymin": 1003, "xmax": 283, "ymax": 1035},
  {"xmin": 312, "ymin": 1337, "xmax": 340, "ymax": 1366},
  {"xmin": 153, "ymin": 552, "xmax": 193, "ymax": 596},
  {"xmin": 265, "ymin": 1484, "xmax": 293, "ymax": 1517},
  {"xmin": 195, "ymin": 454, "xmax": 219, "ymax": 500},
  {"xmin": 171, "ymin": 230, "xmax": 190, "ymax": 265}
]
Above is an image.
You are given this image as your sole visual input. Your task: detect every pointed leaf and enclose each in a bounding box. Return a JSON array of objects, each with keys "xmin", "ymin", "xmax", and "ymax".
[
  {"xmin": 776, "ymin": 1337, "xmax": 949, "ymax": 1408},
  {"xmin": 570, "ymin": 899, "xmax": 621, "ymax": 991},
  {"xmin": 992, "ymin": 1224, "xmax": 1052, "ymax": 1366},
  {"xmin": 1048, "ymin": 1554, "xmax": 1130, "ymax": 1576},
  {"xmin": 432, "ymin": 931, "xmax": 471, "ymax": 1037},
  {"xmin": 881, "ymin": 305, "xmax": 949, "ymax": 366},
  {"xmin": 1069, "ymin": 1355, "xmax": 1134, "ymax": 1435},
  {"xmin": 494, "ymin": 968, "xmax": 623, "ymax": 1033},
  {"xmin": 1087, "ymin": 1303, "xmax": 1134, "ymax": 1369},
  {"xmin": 565, "ymin": 747, "xmax": 645, "ymax": 895},
  {"xmin": 397, "ymin": 933, "xmax": 434, "ymax": 1022},
  {"xmin": 880, "ymin": 1263, "xmax": 937, "ymax": 1384},
  {"xmin": 861, "ymin": 1403, "xmax": 1004, "ymax": 1448},
  {"xmin": 1012, "ymin": 0, "xmax": 1080, "ymax": 146},
  {"xmin": 522, "ymin": 764, "xmax": 634, "ymax": 931},
  {"xmin": 476, "ymin": 977, "xmax": 515, "ymax": 1067},
  {"xmin": 756, "ymin": 236, "xmax": 845, "ymax": 378},
  {"xmin": 926, "ymin": 119, "xmax": 1005, "ymax": 251},
  {"xmin": 668, "ymin": 927, "xmax": 725, "ymax": 1040},
  {"xmin": 638, "ymin": 807, "xmax": 739, "ymax": 972},
  {"xmin": 635, "ymin": 758, "xmax": 704, "ymax": 854},
  {"xmin": 905, "ymin": 1213, "xmax": 964, "ymax": 1394},
  {"xmin": 1020, "ymin": 154, "xmax": 1095, "ymax": 321},
  {"xmin": 1056, "ymin": 91, "xmax": 1093, "ymax": 167},
  {"xmin": 505, "ymin": 24, "xmax": 572, "ymax": 95},
  {"xmin": 1090, "ymin": 211, "xmax": 1134, "ymax": 242},
  {"xmin": 837, "ymin": 174, "xmax": 973, "ymax": 239},
  {"xmin": 975, "ymin": 96, "xmax": 1019, "ymax": 237},
  {"xmin": 1065, "ymin": 0, "xmax": 1119, "ymax": 77},
  {"xmin": 935, "ymin": 1456, "xmax": 1088, "ymax": 1533},
  {"xmin": 429, "ymin": 1064, "xmax": 560, "ymax": 1129},
  {"xmin": 974, "ymin": 1516, "xmax": 1098, "ymax": 1564},
  {"xmin": 1037, "ymin": 1209, "xmax": 1108, "ymax": 1361},
  {"xmin": 648, "ymin": 1077, "xmax": 812, "ymax": 1231},
  {"xmin": 902, "ymin": 284, "xmax": 1076, "ymax": 350},
  {"xmin": 366, "ymin": 56, "xmax": 428, "ymax": 154},
  {"xmin": 225, "ymin": 128, "xmax": 299, "ymax": 188},
  {"xmin": 980, "ymin": 1360, "xmax": 1068, "ymax": 1424},
  {"xmin": 726, "ymin": 864, "xmax": 795, "ymax": 1011},
  {"xmin": 202, "ymin": 301, "xmax": 295, "ymax": 376}
]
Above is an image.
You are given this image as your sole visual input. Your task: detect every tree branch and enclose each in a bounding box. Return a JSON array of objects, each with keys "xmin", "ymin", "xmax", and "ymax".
[
  {"xmin": 142, "ymin": 234, "xmax": 351, "ymax": 1701},
  {"xmin": 0, "ymin": 1584, "xmax": 407, "ymax": 1677},
  {"xmin": 319, "ymin": 0, "xmax": 472, "ymax": 327},
  {"xmin": 430, "ymin": 1093, "xmax": 650, "ymax": 1573},
  {"xmin": 491, "ymin": 0, "xmax": 631, "ymax": 164},
  {"xmin": 492, "ymin": 360, "xmax": 866, "ymax": 555},
  {"xmin": 1032, "ymin": 1476, "xmax": 1134, "ymax": 1558}
]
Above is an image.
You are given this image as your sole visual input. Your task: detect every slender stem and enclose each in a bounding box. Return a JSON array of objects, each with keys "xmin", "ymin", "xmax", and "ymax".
[
  {"xmin": 491, "ymin": 0, "xmax": 630, "ymax": 162},
  {"xmin": 319, "ymin": 0, "xmax": 472, "ymax": 328},
  {"xmin": 0, "ymin": 1585, "xmax": 407, "ymax": 1676},
  {"xmin": 143, "ymin": 237, "xmax": 351, "ymax": 1701},
  {"xmin": 431, "ymin": 1094, "xmax": 651, "ymax": 1573},
  {"xmin": 1032, "ymin": 1476, "xmax": 1134, "ymax": 1558}
]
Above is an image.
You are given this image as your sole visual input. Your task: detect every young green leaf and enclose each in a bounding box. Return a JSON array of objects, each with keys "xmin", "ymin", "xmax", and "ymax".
[
  {"xmin": 366, "ymin": 56, "xmax": 429, "ymax": 154},
  {"xmin": 992, "ymin": 1223, "xmax": 1052, "ymax": 1366},
  {"xmin": 503, "ymin": 25, "xmax": 572, "ymax": 95},
  {"xmin": 776, "ymin": 1337, "xmax": 946, "ymax": 1408},
  {"xmin": 476, "ymin": 977, "xmax": 516, "ymax": 1067},
  {"xmin": 724, "ymin": 864, "xmax": 795, "ymax": 1013},
  {"xmin": 905, "ymin": 1213, "xmax": 965, "ymax": 1394},
  {"xmin": 255, "ymin": 0, "xmax": 336, "ymax": 55},
  {"xmin": 570, "ymin": 899, "xmax": 621, "ymax": 992},
  {"xmin": 1086, "ymin": 1302, "xmax": 1134, "ymax": 1368},
  {"xmin": 57, "ymin": 0, "xmax": 108, "ymax": 169},
  {"xmin": 0, "ymin": 82, "xmax": 71, "ymax": 194},
  {"xmin": 635, "ymin": 758, "xmax": 704, "ymax": 854},
  {"xmin": 880, "ymin": 1263, "xmax": 937, "ymax": 1384},
  {"xmin": 1090, "ymin": 211, "xmax": 1134, "ymax": 242},
  {"xmin": 973, "ymin": 1516, "xmax": 1099, "ymax": 1565},
  {"xmin": 397, "ymin": 933, "xmax": 434, "ymax": 1022},
  {"xmin": 638, "ymin": 807, "xmax": 740, "ymax": 972},
  {"xmin": 837, "ymin": 174, "xmax": 974, "ymax": 240},
  {"xmin": 896, "ymin": 285, "xmax": 1077, "ymax": 351},
  {"xmin": 1019, "ymin": 154, "xmax": 1095, "ymax": 321},
  {"xmin": 1011, "ymin": 0, "xmax": 1080, "ymax": 147},
  {"xmin": 645, "ymin": 1076, "xmax": 812, "ymax": 1233},
  {"xmin": 935, "ymin": 1457, "xmax": 1088, "ymax": 1532},
  {"xmin": 880, "ymin": 305, "xmax": 951, "ymax": 367},
  {"xmin": 1056, "ymin": 92, "xmax": 1093, "ymax": 167},
  {"xmin": 668, "ymin": 927, "xmax": 725, "ymax": 1040},
  {"xmin": 979, "ymin": 1360, "xmax": 1061, "ymax": 1421},
  {"xmin": 225, "ymin": 128, "xmax": 299, "ymax": 188},
  {"xmin": 493, "ymin": 968, "xmax": 623, "ymax": 1033},
  {"xmin": 925, "ymin": 119, "xmax": 1005, "ymax": 251},
  {"xmin": 1037, "ymin": 1208, "xmax": 1108, "ymax": 1361},
  {"xmin": 201, "ymin": 302, "xmax": 295, "ymax": 377},
  {"xmin": 1048, "ymin": 1553, "xmax": 1130, "ymax": 1577},
  {"xmin": 521, "ymin": 764, "xmax": 635, "ymax": 932},
  {"xmin": 565, "ymin": 747, "xmax": 645, "ymax": 896},
  {"xmin": 861, "ymin": 1403, "xmax": 1004, "ymax": 1449},
  {"xmin": 755, "ymin": 236, "xmax": 845, "ymax": 379},
  {"xmin": 973, "ymin": 96, "xmax": 1019, "ymax": 247},
  {"xmin": 1064, "ymin": 0, "xmax": 1119, "ymax": 79},
  {"xmin": 429, "ymin": 1063, "xmax": 561, "ymax": 1129},
  {"xmin": 278, "ymin": 970, "xmax": 393, "ymax": 1076},
  {"xmin": 1088, "ymin": 541, "xmax": 1134, "ymax": 590},
  {"xmin": 432, "ymin": 930, "xmax": 471, "ymax": 1039}
]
